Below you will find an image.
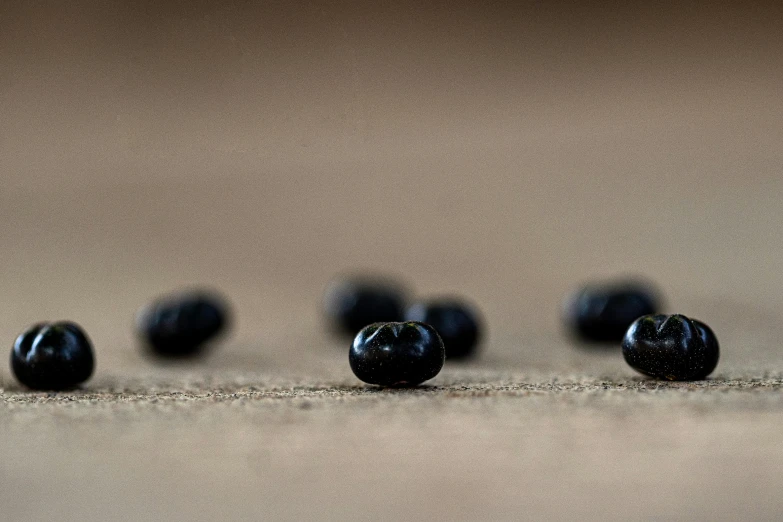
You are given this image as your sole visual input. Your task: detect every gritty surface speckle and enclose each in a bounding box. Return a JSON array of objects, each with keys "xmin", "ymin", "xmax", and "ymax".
[{"xmin": 4, "ymin": 350, "xmax": 783, "ymax": 521}]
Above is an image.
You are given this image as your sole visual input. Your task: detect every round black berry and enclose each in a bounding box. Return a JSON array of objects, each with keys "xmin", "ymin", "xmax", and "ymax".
[
  {"xmin": 564, "ymin": 281, "xmax": 660, "ymax": 343},
  {"xmin": 404, "ymin": 299, "xmax": 482, "ymax": 359},
  {"xmin": 349, "ymin": 321, "xmax": 445, "ymax": 386},
  {"xmin": 11, "ymin": 322, "xmax": 95, "ymax": 390},
  {"xmin": 137, "ymin": 291, "xmax": 230, "ymax": 356},
  {"xmin": 323, "ymin": 275, "xmax": 408, "ymax": 336},
  {"xmin": 622, "ymin": 314, "xmax": 719, "ymax": 381}
]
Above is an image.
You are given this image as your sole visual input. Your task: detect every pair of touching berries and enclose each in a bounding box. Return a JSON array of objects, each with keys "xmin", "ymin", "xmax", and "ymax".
[{"xmin": 336, "ymin": 276, "xmax": 719, "ymax": 387}]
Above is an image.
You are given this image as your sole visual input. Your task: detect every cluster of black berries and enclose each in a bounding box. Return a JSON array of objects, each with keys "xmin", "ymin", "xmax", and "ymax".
[
  {"xmin": 338, "ymin": 275, "xmax": 719, "ymax": 387},
  {"xmin": 324, "ymin": 275, "xmax": 483, "ymax": 386},
  {"xmin": 8, "ymin": 274, "xmax": 719, "ymax": 391}
]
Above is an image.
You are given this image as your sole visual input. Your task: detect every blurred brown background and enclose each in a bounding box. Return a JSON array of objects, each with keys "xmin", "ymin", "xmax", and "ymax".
[{"xmin": 2, "ymin": 2, "xmax": 783, "ymax": 520}]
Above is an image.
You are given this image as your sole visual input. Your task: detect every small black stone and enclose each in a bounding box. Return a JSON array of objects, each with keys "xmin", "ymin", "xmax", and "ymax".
[
  {"xmin": 137, "ymin": 291, "xmax": 230, "ymax": 356},
  {"xmin": 405, "ymin": 299, "xmax": 482, "ymax": 359},
  {"xmin": 564, "ymin": 281, "xmax": 660, "ymax": 343},
  {"xmin": 323, "ymin": 275, "xmax": 408, "ymax": 336},
  {"xmin": 622, "ymin": 314, "xmax": 719, "ymax": 381},
  {"xmin": 349, "ymin": 321, "xmax": 445, "ymax": 386},
  {"xmin": 11, "ymin": 322, "xmax": 95, "ymax": 390}
]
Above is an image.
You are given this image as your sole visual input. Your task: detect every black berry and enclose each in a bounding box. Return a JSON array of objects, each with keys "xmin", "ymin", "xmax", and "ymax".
[
  {"xmin": 11, "ymin": 322, "xmax": 95, "ymax": 390},
  {"xmin": 349, "ymin": 321, "xmax": 445, "ymax": 386},
  {"xmin": 405, "ymin": 299, "xmax": 482, "ymax": 359},
  {"xmin": 137, "ymin": 291, "xmax": 229, "ymax": 356},
  {"xmin": 564, "ymin": 281, "xmax": 660, "ymax": 343},
  {"xmin": 323, "ymin": 275, "xmax": 408, "ymax": 336},
  {"xmin": 622, "ymin": 314, "xmax": 719, "ymax": 381}
]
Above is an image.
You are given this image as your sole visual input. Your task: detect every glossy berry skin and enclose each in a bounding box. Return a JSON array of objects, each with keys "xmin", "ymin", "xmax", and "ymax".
[
  {"xmin": 349, "ymin": 321, "xmax": 445, "ymax": 386},
  {"xmin": 11, "ymin": 322, "xmax": 95, "ymax": 390},
  {"xmin": 405, "ymin": 299, "xmax": 482, "ymax": 359},
  {"xmin": 564, "ymin": 282, "xmax": 660, "ymax": 343},
  {"xmin": 324, "ymin": 276, "xmax": 407, "ymax": 336},
  {"xmin": 622, "ymin": 314, "xmax": 719, "ymax": 381},
  {"xmin": 137, "ymin": 291, "xmax": 229, "ymax": 356}
]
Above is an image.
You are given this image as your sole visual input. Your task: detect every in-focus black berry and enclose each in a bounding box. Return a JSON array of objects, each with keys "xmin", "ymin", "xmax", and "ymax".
[
  {"xmin": 405, "ymin": 299, "xmax": 482, "ymax": 359},
  {"xmin": 564, "ymin": 281, "xmax": 660, "ymax": 343},
  {"xmin": 622, "ymin": 314, "xmax": 719, "ymax": 381},
  {"xmin": 11, "ymin": 322, "xmax": 95, "ymax": 390},
  {"xmin": 349, "ymin": 321, "xmax": 445, "ymax": 386},
  {"xmin": 137, "ymin": 291, "xmax": 230, "ymax": 356},
  {"xmin": 323, "ymin": 275, "xmax": 408, "ymax": 336}
]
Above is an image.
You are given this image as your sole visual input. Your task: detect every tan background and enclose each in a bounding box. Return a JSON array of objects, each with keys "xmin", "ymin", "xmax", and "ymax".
[{"xmin": 2, "ymin": 2, "xmax": 783, "ymax": 520}]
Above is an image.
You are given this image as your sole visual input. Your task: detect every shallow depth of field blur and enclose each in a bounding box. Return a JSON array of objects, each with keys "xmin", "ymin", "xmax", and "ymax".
[
  {"xmin": 3, "ymin": 3, "xmax": 783, "ymax": 521},
  {"xmin": 2, "ymin": 2, "xmax": 781, "ymax": 371}
]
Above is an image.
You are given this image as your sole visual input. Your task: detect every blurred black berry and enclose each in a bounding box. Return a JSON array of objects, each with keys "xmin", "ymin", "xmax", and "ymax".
[
  {"xmin": 564, "ymin": 280, "xmax": 660, "ymax": 343},
  {"xmin": 323, "ymin": 275, "xmax": 408, "ymax": 336},
  {"xmin": 405, "ymin": 299, "xmax": 482, "ymax": 359},
  {"xmin": 137, "ymin": 290, "xmax": 230, "ymax": 356}
]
